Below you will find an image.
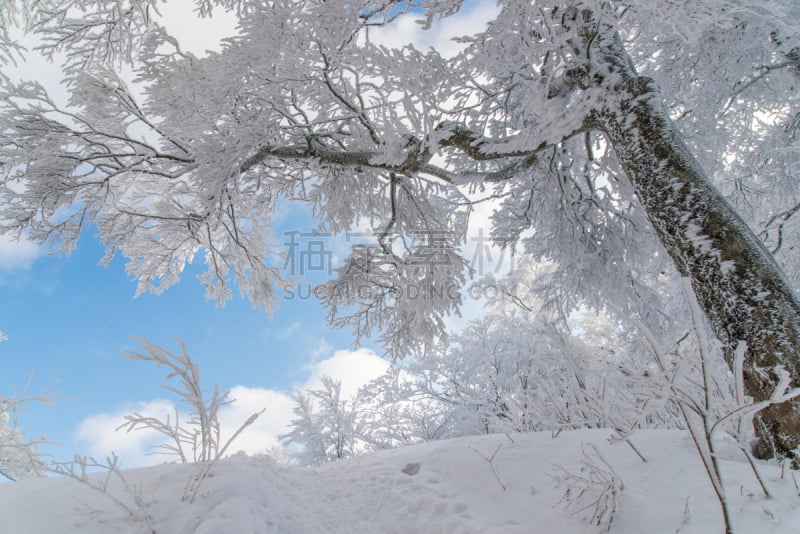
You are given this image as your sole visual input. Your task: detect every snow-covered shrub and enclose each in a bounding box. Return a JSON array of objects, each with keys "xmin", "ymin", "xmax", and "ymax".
[
  {"xmin": 117, "ymin": 338, "xmax": 264, "ymax": 501},
  {"xmin": 380, "ymin": 308, "xmax": 679, "ymax": 442},
  {"xmin": 283, "ymin": 297, "xmax": 681, "ymax": 465},
  {"xmin": 0, "ymin": 379, "xmax": 56, "ymax": 481},
  {"xmin": 553, "ymin": 442, "xmax": 624, "ymax": 533},
  {"xmin": 50, "ymin": 452, "xmax": 155, "ymax": 531},
  {"xmin": 0, "ymin": 403, "xmax": 46, "ymax": 481},
  {"xmin": 282, "ymin": 369, "xmax": 455, "ymax": 466},
  {"xmin": 627, "ymin": 278, "xmax": 800, "ymax": 534}
]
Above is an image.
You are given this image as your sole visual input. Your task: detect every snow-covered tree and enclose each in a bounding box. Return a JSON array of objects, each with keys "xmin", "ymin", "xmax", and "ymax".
[
  {"xmin": 0, "ymin": 392, "xmax": 50, "ymax": 481},
  {"xmin": 281, "ymin": 377, "xmax": 364, "ymax": 466},
  {"xmin": 283, "ymin": 370, "xmax": 452, "ymax": 464},
  {"xmin": 2, "ymin": 0, "xmax": 800, "ymax": 458},
  {"xmin": 280, "ymin": 391, "xmax": 327, "ymax": 466},
  {"xmin": 389, "ymin": 304, "xmax": 679, "ymax": 440},
  {"xmin": 356, "ymin": 367, "xmax": 454, "ymax": 447},
  {"xmin": 285, "ymin": 295, "xmax": 681, "ymax": 464}
]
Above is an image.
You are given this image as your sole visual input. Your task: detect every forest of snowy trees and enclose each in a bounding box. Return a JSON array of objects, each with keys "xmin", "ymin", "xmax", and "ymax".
[
  {"xmin": 280, "ymin": 298, "xmax": 677, "ymax": 467},
  {"xmin": 2, "ymin": 0, "xmax": 800, "ymax": 509}
]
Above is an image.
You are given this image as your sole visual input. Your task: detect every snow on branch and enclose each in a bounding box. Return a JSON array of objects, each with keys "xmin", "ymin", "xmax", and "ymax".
[
  {"xmin": 1, "ymin": 374, "xmax": 59, "ymax": 481},
  {"xmin": 552, "ymin": 442, "xmax": 624, "ymax": 533}
]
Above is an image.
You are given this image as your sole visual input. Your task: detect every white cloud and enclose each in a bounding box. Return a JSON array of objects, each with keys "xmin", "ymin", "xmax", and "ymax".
[
  {"xmin": 0, "ymin": 235, "xmax": 41, "ymax": 272},
  {"xmin": 75, "ymin": 399, "xmax": 177, "ymax": 468},
  {"xmin": 302, "ymin": 347, "xmax": 389, "ymax": 399},
  {"xmin": 276, "ymin": 321, "xmax": 301, "ymax": 341},
  {"xmin": 74, "ymin": 393, "xmax": 295, "ymax": 466},
  {"xmin": 217, "ymin": 386, "xmax": 295, "ymax": 455},
  {"xmin": 308, "ymin": 338, "xmax": 333, "ymax": 363},
  {"xmin": 74, "ymin": 348, "xmax": 389, "ymax": 466},
  {"xmin": 369, "ymin": 0, "xmax": 500, "ymax": 58},
  {"xmin": 155, "ymin": 3, "xmax": 238, "ymax": 56}
]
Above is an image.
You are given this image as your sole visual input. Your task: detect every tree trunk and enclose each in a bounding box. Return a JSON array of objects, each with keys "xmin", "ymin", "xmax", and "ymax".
[{"xmin": 594, "ymin": 52, "xmax": 800, "ymax": 460}]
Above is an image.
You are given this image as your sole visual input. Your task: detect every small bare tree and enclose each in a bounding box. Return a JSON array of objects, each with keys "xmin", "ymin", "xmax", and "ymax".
[
  {"xmin": 553, "ymin": 442, "xmax": 624, "ymax": 533},
  {"xmin": 117, "ymin": 338, "xmax": 264, "ymax": 502}
]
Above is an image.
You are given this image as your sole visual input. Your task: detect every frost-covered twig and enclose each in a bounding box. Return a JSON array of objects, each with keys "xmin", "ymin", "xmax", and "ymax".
[
  {"xmin": 553, "ymin": 442, "xmax": 624, "ymax": 532},
  {"xmin": 617, "ymin": 281, "xmax": 732, "ymax": 532},
  {"xmin": 470, "ymin": 443, "xmax": 506, "ymax": 491},
  {"xmin": 680, "ymin": 278, "xmax": 732, "ymax": 533},
  {"xmin": 182, "ymin": 407, "xmax": 265, "ymax": 503},
  {"xmin": 675, "ymin": 496, "xmax": 692, "ymax": 533},
  {"xmin": 1, "ymin": 374, "xmax": 59, "ymax": 481},
  {"xmin": 50, "ymin": 453, "xmax": 155, "ymax": 533},
  {"xmin": 709, "ymin": 341, "xmax": 800, "ymax": 499},
  {"xmin": 121, "ymin": 338, "xmax": 264, "ymax": 502},
  {"xmin": 622, "ymin": 279, "xmax": 800, "ymax": 533},
  {"xmin": 117, "ymin": 407, "xmax": 191, "ymax": 463},
  {"xmin": 124, "ymin": 338, "xmax": 231, "ymax": 463}
]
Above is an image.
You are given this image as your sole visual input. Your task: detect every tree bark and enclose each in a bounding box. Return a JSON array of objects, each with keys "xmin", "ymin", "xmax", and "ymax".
[{"xmin": 594, "ymin": 38, "xmax": 800, "ymax": 460}]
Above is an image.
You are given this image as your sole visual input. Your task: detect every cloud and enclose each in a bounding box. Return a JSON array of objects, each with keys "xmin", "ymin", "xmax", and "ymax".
[
  {"xmin": 302, "ymin": 347, "xmax": 389, "ymax": 399},
  {"xmin": 217, "ymin": 386, "xmax": 296, "ymax": 455},
  {"xmin": 308, "ymin": 338, "xmax": 333, "ymax": 363},
  {"xmin": 73, "ymin": 347, "xmax": 389, "ymax": 466},
  {"xmin": 0, "ymin": 235, "xmax": 41, "ymax": 272},
  {"xmin": 276, "ymin": 321, "xmax": 301, "ymax": 341},
  {"xmin": 74, "ymin": 393, "xmax": 296, "ymax": 466},
  {"xmin": 75, "ymin": 399, "xmax": 177, "ymax": 468},
  {"xmin": 155, "ymin": 3, "xmax": 238, "ymax": 57},
  {"xmin": 369, "ymin": 0, "xmax": 500, "ymax": 58}
]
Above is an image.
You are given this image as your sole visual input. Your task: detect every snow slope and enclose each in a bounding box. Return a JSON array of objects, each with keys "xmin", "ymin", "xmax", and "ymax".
[{"xmin": 2, "ymin": 430, "xmax": 799, "ymax": 533}]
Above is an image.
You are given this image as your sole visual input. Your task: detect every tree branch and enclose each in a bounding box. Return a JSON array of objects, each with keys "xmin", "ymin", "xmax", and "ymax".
[{"xmin": 240, "ymin": 121, "xmax": 589, "ymax": 183}]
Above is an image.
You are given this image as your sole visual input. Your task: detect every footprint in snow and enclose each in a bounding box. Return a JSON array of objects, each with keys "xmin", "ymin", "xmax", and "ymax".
[{"xmin": 401, "ymin": 463, "xmax": 421, "ymax": 476}]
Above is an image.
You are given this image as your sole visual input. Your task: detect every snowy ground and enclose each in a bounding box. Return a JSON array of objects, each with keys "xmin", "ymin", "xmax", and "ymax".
[{"xmin": 2, "ymin": 429, "xmax": 799, "ymax": 533}]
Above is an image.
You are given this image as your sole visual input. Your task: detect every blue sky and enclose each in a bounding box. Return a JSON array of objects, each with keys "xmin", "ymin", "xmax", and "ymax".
[
  {"xmin": 0, "ymin": 0, "xmax": 499, "ymax": 468},
  {"xmin": 0, "ymin": 202, "xmax": 385, "ymax": 462}
]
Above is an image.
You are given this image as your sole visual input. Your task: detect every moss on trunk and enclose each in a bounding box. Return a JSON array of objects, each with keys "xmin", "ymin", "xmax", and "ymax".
[{"xmin": 598, "ymin": 75, "xmax": 800, "ymax": 460}]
